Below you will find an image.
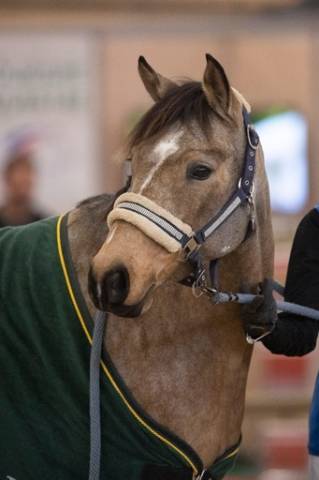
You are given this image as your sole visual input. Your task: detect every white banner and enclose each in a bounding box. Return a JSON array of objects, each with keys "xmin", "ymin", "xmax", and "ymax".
[{"xmin": 0, "ymin": 33, "xmax": 100, "ymax": 214}]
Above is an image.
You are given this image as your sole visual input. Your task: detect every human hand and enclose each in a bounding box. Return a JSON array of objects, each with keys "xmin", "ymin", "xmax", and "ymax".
[{"xmin": 241, "ymin": 278, "xmax": 278, "ymax": 342}]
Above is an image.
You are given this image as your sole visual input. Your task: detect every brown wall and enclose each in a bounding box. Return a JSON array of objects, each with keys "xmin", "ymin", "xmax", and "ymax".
[
  {"xmin": 1, "ymin": 8, "xmax": 318, "ymax": 215},
  {"xmin": 97, "ymin": 12, "xmax": 319, "ymax": 218}
]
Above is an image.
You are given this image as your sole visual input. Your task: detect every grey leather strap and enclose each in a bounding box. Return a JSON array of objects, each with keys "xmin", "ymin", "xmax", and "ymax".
[{"xmin": 89, "ymin": 310, "xmax": 106, "ymax": 480}]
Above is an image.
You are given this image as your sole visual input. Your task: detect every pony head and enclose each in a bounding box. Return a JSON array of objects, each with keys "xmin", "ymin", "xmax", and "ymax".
[{"xmin": 89, "ymin": 54, "xmax": 258, "ymax": 317}]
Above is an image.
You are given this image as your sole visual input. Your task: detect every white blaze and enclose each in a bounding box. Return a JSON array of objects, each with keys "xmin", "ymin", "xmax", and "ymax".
[
  {"xmin": 153, "ymin": 132, "xmax": 182, "ymax": 162},
  {"xmin": 139, "ymin": 130, "xmax": 182, "ymax": 193}
]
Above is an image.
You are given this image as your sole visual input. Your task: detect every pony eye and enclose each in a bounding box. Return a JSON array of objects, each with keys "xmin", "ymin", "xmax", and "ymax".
[{"xmin": 187, "ymin": 164, "xmax": 213, "ymax": 181}]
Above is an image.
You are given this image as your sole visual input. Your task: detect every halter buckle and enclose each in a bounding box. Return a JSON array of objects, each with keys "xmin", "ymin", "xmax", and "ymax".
[
  {"xmin": 184, "ymin": 237, "xmax": 200, "ymax": 260},
  {"xmin": 247, "ymin": 194, "xmax": 256, "ymax": 232}
]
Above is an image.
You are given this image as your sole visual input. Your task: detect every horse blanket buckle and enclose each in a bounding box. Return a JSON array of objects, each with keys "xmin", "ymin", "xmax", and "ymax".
[{"xmin": 193, "ymin": 470, "xmax": 212, "ymax": 480}]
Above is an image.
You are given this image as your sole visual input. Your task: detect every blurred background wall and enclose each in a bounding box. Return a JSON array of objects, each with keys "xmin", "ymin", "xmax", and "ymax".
[{"xmin": 0, "ymin": 0, "xmax": 318, "ymax": 478}]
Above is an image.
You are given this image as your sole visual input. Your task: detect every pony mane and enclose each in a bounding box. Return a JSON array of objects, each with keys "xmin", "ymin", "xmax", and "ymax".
[{"xmin": 129, "ymin": 81, "xmax": 228, "ymax": 148}]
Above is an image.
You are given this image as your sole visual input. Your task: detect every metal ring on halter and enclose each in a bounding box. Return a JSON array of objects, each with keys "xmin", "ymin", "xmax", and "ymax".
[
  {"xmin": 191, "ymin": 268, "xmax": 208, "ymax": 298},
  {"xmin": 246, "ymin": 124, "xmax": 258, "ymax": 150},
  {"xmin": 192, "ymin": 283, "xmax": 205, "ymax": 298}
]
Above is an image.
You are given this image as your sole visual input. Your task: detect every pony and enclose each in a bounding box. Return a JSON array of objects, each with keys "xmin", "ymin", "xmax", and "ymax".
[{"xmin": 0, "ymin": 55, "xmax": 273, "ymax": 480}]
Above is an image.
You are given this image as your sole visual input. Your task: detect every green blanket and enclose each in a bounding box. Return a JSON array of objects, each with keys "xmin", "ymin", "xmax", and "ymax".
[{"xmin": 0, "ymin": 215, "xmax": 239, "ymax": 479}]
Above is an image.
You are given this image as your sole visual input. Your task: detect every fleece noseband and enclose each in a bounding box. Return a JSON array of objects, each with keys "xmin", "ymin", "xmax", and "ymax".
[
  {"xmin": 108, "ymin": 108, "xmax": 259, "ymax": 285},
  {"xmin": 108, "ymin": 192, "xmax": 193, "ymax": 253}
]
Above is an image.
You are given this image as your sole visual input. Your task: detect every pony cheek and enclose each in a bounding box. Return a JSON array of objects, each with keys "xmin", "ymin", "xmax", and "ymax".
[{"xmin": 203, "ymin": 207, "xmax": 250, "ymax": 260}]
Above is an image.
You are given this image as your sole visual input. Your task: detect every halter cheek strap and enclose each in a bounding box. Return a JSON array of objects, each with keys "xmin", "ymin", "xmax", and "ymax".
[{"xmin": 191, "ymin": 110, "xmax": 258, "ymax": 249}]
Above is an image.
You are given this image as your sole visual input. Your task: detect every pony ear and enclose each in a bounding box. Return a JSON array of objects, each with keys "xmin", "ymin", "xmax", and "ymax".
[
  {"xmin": 202, "ymin": 54, "xmax": 231, "ymax": 113},
  {"xmin": 138, "ymin": 56, "xmax": 176, "ymax": 102}
]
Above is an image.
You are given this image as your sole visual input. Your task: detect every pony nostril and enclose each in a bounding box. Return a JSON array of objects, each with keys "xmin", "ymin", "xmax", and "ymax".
[{"xmin": 102, "ymin": 266, "xmax": 129, "ymax": 306}]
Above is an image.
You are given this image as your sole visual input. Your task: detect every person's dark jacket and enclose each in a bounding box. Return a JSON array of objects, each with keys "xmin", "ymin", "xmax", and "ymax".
[{"xmin": 244, "ymin": 208, "xmax": 319, "ymax": 356}]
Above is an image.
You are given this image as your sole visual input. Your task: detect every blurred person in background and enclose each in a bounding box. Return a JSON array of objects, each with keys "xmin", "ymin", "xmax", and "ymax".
[
  {"xmin": 241, "ymin": 204, "xmax": 319, "ymax": 479},
  {"xmin": 0, "ymin": 137, "xmax": 46, "ymax": 227}
]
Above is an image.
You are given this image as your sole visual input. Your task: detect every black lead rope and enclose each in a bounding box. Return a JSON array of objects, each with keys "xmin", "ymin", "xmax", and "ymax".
[{"xmin": 89, "ymin": 310, "xmax": 107, "ymax": 480}]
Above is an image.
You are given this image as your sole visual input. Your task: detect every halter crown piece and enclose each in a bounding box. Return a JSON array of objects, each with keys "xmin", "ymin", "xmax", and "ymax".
[{"xmin": 108, "ymin": 108, "xmax": 259, "ymax": 271}]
